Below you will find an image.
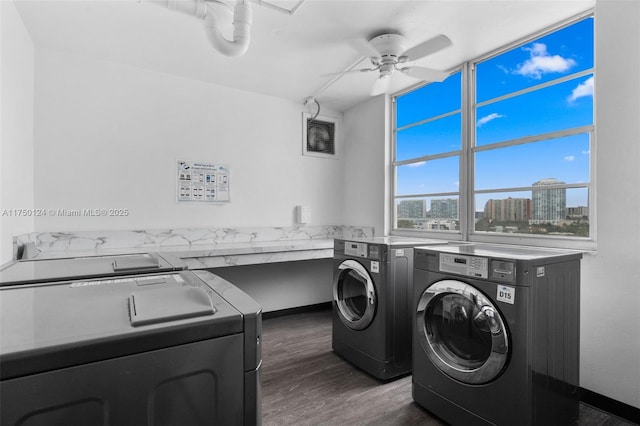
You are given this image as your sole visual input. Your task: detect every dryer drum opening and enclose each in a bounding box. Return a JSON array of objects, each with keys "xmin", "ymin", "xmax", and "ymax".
[
  {"xmin": 416, "ymin": 280, "xmax": 509, "ymax": 385},
  {"xmin": 334, "ymin": 260, "xmax": 376, "ymax": 331},
  {"xmin": 341, "ymin": 270, "xmax": 368, "ymax": 316}
]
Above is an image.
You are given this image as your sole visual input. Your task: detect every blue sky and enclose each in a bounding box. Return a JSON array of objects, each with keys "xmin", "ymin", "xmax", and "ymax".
[{"xmin": 396, "ymin": 17, "xmax": 594, "ymax": 211}]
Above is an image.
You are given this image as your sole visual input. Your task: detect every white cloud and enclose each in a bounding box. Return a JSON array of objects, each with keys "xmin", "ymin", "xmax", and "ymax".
[
  {"xmin": 407, "ymin": 161, "xmax": 426, "ymax": 168},
  {"xmin": 582, "ymin": 150, "xmax": 590, "ymax": 155},
  {"xmin": 514, "ymin": 42, "xmax": 576, "ymax": 79},
  {"xmin": 497, "ymin": 64, "xmax": 509, "ymax": 74},
  {"xmin": 477, "ymin": 113, "xmax": 505, "ymax": 127},
  {"xmin": 568, "ymin": 76, "xmax": 594, "ymax": 102},
  {"xmin": 564, "ymin": 155, "xmax": 575, "ymax": 162}
]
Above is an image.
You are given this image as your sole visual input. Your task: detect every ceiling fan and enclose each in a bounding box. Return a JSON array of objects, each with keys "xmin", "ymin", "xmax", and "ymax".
[{"xmin": 334, "ymin": 32, "xmax": 452, "ymax": 96}]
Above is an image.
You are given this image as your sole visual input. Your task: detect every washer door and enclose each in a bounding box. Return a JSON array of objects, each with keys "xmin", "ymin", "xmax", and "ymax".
[
  {"xmin": 333, "ymin": 260, "xmax": 376, "ymax": 331},
  {"xmin": 416, "ymin": 280, "xmax": 509, "ymax": 384}
]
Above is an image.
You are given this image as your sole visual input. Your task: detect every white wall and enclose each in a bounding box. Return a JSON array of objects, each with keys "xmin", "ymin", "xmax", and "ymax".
[
  {"xmin": 342, "ymin": 0, "xmax": 640, "ymax": 409},
  {"xmin": 342, "ymin": 95, "xmax": 388, "ymax": 236},
  {"xmin": 0, "ymin": 1, "xmax": 35, "ymax": 264},
  {"xmin": 579, "ymin": 0, "xmax": 640, "ymax": 408},
  {"xmin": 31, "ymin": 48, "xmax": 344, "ymax": 233}
]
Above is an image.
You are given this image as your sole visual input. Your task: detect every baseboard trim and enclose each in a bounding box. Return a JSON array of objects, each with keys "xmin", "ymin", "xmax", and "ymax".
[
  {"xmin": 580, "ymin": 388, "xmax": 640, "ymax": 424},
  {"xmin": 263, "ymin": 302, "xmax": 332, "ymax": 319}
]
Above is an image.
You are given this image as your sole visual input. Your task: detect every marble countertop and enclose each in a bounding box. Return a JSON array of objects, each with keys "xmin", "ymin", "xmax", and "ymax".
[
  {"xmin": 20, "ymin": 238, "xmax": 334, "ymax": 259},
  {"xmin": 13, "ymin": 226, "xmax": 373, "ymax": 268}
]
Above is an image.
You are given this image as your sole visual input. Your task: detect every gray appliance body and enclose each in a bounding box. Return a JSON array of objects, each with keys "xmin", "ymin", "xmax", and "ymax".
[
  {"xmin": 0, "ymin": 270, "xmax": 262, "ymax": 426},
  {"xmin": 332, "ymin": 236, "xmax": 446, "ymax": 380},
  {"xmin": 0, "ymin": 252, "xmax": 186, "ymax": 286},
  {"xmin": 412, "ymin": 243, "xmax": 581, "ymax": 426}
]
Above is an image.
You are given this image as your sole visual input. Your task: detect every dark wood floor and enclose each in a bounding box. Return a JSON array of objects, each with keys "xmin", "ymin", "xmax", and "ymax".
[{"xmin": 261, "ymin": 308, "xmax": 636, "ymax": 426}]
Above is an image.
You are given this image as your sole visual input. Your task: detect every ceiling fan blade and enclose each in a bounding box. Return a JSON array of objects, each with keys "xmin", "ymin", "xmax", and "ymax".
[
  {"xmin": 402, "ymin": 34, "xmax": 452, "ymax": 61},
  {"xmin": 321, "ymin": 68, "xmax": 376, "ymax": 77},
  {"xmin": 370, "ymin": 76, "xmax": 391, "ymax": 96},
  {"xmin": 400, "ymin": 66, "xmax": 450, "ymax": 82}
]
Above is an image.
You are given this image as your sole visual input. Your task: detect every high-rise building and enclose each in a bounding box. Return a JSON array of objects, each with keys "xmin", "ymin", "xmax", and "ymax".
[
  {"xmin": 531, "ymin": 178, "xmax": 566, "ymax": 224},
  {"xmin": 398, "ymin": 199, "xmax": 426, "ymax": 219},
  {"xmin": 484, "ymin": 198, "xmax": 530, "ymax": 222},
  {"xmin": 567, "ymin": 206, "xmax": 589, "ymax": 218},
  {"xmin": 430, "ymin": 198, "xmax": 458, "ymax": 219}
]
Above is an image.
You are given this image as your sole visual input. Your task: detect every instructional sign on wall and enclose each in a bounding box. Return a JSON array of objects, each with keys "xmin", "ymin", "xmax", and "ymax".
[{"xmin": 176, "ymin": 160, "xmax": 230, "ymax": 203}]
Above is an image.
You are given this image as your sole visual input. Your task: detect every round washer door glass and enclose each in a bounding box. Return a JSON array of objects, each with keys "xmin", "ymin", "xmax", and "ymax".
[
  {"xmin": 333, "ymin": 259, "xmax": 376, "ymax": 330},
  {"xmin": 416, "ymin": 280, "xmax": 509, "ymax": 384}
]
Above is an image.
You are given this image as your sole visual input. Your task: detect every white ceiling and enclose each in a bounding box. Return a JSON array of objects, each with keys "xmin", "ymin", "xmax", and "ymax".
[{"xmin": 14, "ymin": 0, "xmax": 595, "ymax": 112}]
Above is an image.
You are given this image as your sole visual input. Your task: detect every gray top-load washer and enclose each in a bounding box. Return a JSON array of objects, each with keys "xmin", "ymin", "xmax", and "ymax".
[
  {"xmin": 0, "ymin": 269, "xmax": 262, "ymax": 426},
  {"xmin": 0, "ymin": 252, "xmax": 186, "ymax": 286}
]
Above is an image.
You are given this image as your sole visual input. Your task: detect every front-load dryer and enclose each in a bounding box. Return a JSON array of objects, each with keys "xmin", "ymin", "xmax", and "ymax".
[
  {"xmin": 412, "ymin": 243, "xmax": 582, "ymax": 425},
  {"xmin": 332, "ymin": 236, "xmax": 446, "ymax": 380}
]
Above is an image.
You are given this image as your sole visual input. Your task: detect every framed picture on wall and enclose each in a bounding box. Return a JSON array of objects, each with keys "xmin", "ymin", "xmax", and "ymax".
[{"xmin": 302, "ymin": 113, "xmax": 338, "ymax": 159}]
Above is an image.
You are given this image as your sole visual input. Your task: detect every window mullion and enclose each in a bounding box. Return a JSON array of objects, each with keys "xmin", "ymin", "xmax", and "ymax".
[
  {"xmin": 475, "ymin": 183, "xmax": 590, "ymax": 194},
  {"xmin": 473, "ymin": 125, "xmax": 594, "ymax": 153},
  {"xmin": 396, "ymin": 109, "xmax": 462, "ymax": 132},
  {"xmin": 394, "ymin": 151, "xmax": 460, "ymax": 167},
  {"xmin": 460, "ymin": 62, "xmax": 475, "ymax": 240},
  {"xmin": 476, "ymin": 68, "xmax": 594, "ymax": 108}
]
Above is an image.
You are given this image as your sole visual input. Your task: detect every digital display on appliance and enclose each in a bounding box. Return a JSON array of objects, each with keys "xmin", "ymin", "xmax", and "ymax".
[
  {"xmin": 439, "ymin": 254, "xmax": 488, "ymax": 279},
  {"xmin": 344, "ymin": 242, "xmax": 368, "ymax": 258}
]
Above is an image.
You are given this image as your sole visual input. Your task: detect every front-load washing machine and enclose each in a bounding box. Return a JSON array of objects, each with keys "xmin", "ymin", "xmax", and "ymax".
[
  {"xmin": 412, "ymin": 243, "xmax": 582, "ymax": 425},
  {"xmin": 332, "ymin": 236, "xmax": 446, "ymax": 380}
]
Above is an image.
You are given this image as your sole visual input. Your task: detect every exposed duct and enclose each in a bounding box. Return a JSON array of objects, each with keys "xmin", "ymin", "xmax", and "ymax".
[
  {"xmin": 150, "ymin": 0, "xmax": 252, "ymax": 57},
  {"xmin": 203, "ymin": 0, "xmax": 252, "ymax": 57}
]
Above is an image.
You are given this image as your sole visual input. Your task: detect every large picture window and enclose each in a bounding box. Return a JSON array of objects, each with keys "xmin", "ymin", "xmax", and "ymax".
[{"xmin": 392, "ymin": 14, "xmax": 594, "ymax": 248}]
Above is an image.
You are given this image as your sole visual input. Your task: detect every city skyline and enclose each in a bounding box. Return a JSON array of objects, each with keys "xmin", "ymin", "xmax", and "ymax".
[{"xmin": 398, "ymin": 177, "xmax": 587, "ymax": 224}]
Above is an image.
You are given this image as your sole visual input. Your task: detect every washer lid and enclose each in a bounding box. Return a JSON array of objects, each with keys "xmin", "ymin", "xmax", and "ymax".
[
  {"xmin": 0, "ymin": 271, "xmax": 242, "ymax": 380},
  {"xmin": 128, "ymin": 285, "xmax": 215, "ymax": 327}
]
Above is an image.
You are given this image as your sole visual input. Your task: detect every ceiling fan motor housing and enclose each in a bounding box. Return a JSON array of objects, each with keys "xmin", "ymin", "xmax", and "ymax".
[{"xmin": 369, "ymin": 33, "xmax": 407, "ymax": 58}]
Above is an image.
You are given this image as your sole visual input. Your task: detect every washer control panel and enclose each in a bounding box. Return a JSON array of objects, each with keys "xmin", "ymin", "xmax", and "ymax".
[
  {"xmin": 439, "ymin": 254, "xmax": 488, "ymax": 279},
  {"xmin": 344, "ymin": 242, "xmax": 368, "ymax": 258}
]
